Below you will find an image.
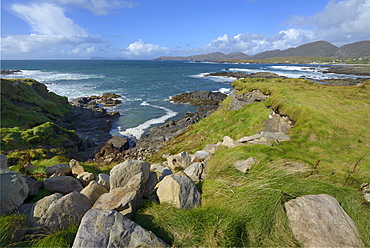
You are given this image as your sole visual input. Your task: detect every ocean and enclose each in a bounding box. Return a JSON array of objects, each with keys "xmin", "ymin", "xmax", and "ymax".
[{"xmin": 1, "ymin": 60, "xmax": 363, "ymax": 139}]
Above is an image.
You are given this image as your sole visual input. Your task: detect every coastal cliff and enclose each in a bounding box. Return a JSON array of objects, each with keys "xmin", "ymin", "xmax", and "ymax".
[{"xmin": 1, "ymin": 77, "xmax": 370, "ymax": 247}]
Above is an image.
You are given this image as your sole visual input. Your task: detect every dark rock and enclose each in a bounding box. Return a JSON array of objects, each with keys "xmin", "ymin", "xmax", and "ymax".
[
  {"xmin": 23, "ymin": 176, "xmax": 43, "ymax": 196},
  {"xmin": 1, "ymin": 70, "xmax": 22, "ymax": 75},
  {"xmin": 170, "ymin": 91, "xmax": 226, "ymax": 105},
  {"xmin": 207, "ymin": 71, "xmax": 285, "ymax": 79},
  {"xmin": 43, "ymin": 176, "xmax": 83, "ymax": 194}
]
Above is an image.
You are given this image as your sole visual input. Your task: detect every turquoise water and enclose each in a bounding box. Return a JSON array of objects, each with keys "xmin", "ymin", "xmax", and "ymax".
[{"xmin": 1, "ymin": 60, "xmax": 360, "ymax": 139}]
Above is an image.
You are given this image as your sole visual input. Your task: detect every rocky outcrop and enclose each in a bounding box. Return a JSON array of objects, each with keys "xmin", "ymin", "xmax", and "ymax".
[
  {"xmin": 207, "ymin": 71, "xmax": 286, "ymax": 79},
  {"xmin": 33, "ymin": 191, "xmax": 91, "ymax": 232},
  {"xmin": 229, "ymin": 89, "xmax": 269, "ymax": 111},
  {"xmin": 0, "ymin": 169, "xmax": 29, "ymax": 213},
  {"xmin": 170, "ymin": 91, "xmax": 227, "ymax": 105},
  {"xmin": 72, "ymin": 209, "xmax": 167, "ymax": 248},
  {"xmin": 285, "ymin": 194, "xmax": 362, "ymax": 247}
]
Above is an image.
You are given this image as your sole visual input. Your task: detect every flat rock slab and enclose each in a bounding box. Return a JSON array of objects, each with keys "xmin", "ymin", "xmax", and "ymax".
[
  {"xmin": 285, "ymin": 194, "xmax": 362, "ymax": 247},
  {"xmin": 72, "ymin": 209, "xmax": 167, "ymax": 248}
]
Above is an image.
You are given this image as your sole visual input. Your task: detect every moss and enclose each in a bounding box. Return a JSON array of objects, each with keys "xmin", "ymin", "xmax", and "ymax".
[{"xmin": 1, "ymin": 79, "xmax": 70, "ymax": 129}]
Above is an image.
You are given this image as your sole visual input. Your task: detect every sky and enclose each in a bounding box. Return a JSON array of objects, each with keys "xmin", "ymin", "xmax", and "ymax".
[{"xmin": 1, "ymin": 0, "xmax": 370, "ymax": 59}]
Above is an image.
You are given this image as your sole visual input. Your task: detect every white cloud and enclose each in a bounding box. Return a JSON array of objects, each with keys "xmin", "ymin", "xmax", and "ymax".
[
  {"xmin": 1, "ymin": 2, "xmax": 105, "ymax": 58},
  {"xmin": 11, "ymin": 2, "xmax": 87, "ymax": 36},
  {"xmin": 52, "ymin": 0, "xmax": 134, "ymax": 15},
  {"xmin": 123, "ymin": 39, "xmax": 170, "ymax": 58},
  {"xmin": 194, "ymin": 0, "xmax": 370, "ymax": 55}
]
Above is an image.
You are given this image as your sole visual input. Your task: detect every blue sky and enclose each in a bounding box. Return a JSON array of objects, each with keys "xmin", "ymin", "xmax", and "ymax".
[{"xmin": 1, "ymin": 0, "xmax": 370, "ymax": 59}]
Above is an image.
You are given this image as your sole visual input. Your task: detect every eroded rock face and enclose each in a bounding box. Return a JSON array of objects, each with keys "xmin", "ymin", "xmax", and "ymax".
[
  {"xmin": 0, "ymin": 169, "xmax": 29, "ymax": 213},
  {"xmin": 72, "ymin": 209, "xmax": 167, "ymax": 248},
  {"xmin": 157, "ymin": 174, "xmax": 201, "ymax": 209},
  {"xmin": 285, "ymin": 194, "xmax": 362, "ymax": 247}
]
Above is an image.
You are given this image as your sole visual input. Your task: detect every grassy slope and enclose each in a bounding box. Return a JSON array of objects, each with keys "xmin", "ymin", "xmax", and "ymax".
[{"xmin": 135, "ymin": 78, "xmax": 370, "ymax": 247}]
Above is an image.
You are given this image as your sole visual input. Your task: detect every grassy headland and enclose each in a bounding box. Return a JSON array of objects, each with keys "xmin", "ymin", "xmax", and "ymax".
[{"xmin": 136, "ymin": 77, "xmax": 370, "ymax": 246}]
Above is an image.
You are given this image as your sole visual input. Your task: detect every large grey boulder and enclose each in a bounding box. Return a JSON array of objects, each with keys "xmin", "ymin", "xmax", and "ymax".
[
  {"xmin": 285, "ymin": 194, "xmax": 362, "ymax": 247},
  {"xmin": 0, "ymin": 169, "xmax": 29, "ymax": 213},
  {"xmin": 92, "ymin": 173, "xmax": 145, "ymax": 219},
  {"xmin": 29, "ymin": 193, "xmax": 63, "ymax": 224},
  {"xmin": 72, "ymin": 209, "xmax": 167, "ymax": 248},
  {"xmin": 43, "ymin": 176, "xmax": 83, "ymax": 194},
  {"xmin": 33, "ymin": 191, "xmax": 91, "ymax": 232},
  {"xmin": 80, "ymin": 181, "xmax": 108, "ymax": 205},
  {"xmin": 157, "ymin": 174, "xmax": 201, "ymax": 209},
  {"xmin": 46, "ymin": 164, "xmax": 71, "ymax": 177},
  {"xmin": 166, "ymin": 151, "xmax": 191, "ymax": 170},
  {"xmin": 110, "ymin": 159, "xmax": 150, "ymax": 190}
]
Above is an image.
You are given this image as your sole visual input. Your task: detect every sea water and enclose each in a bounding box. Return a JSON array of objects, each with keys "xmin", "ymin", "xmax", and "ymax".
[{"xmin": 1, "ymin": 60, "xmax": 364, "ymax": 139}]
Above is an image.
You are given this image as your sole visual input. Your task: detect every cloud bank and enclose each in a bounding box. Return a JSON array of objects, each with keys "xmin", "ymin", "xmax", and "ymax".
[{"xmin": 2, "ymin": 0, "xmax": 369, "ymax": 59}]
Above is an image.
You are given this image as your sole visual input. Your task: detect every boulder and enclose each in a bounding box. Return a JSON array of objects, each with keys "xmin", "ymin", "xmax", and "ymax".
[
  {"xmin": 43, "ymin": 176, "xmax": 83, "ymax": 194},
  {"xmin": 159, "ymin": 167, "xmax": 173, "ymax": 181},
  {"xmin": 29, "ymin": 193, "xmax": 63, "ymax": 224},
  {"xmin": 285, "ymin": 194, "xmax": 362, "ymax": 247},
  {"xmin": 80, "ymin": 181, "xmax": 108, "ymax": 205},
  {"xmin": 76, "ymin": 172, "xmax": 95, "ymax": 187},
  {"xmin": 0, "ymin": 154, "xmax": 7, "ymax": 169},
  {"xmin": 157, "ymin": 174, "xmax": 201, "ymax": 209},
  {"xmin": 69, "ymin": 159, "xmax": 85, "ymax": 177},
  {"xmin": 46, "ymin": 164, "xmax": 71, "ymax": 177},
  {"xmin": 203, "ymin": 143, "xmax": 221, "ymax": 154},
  {"xmin": 167, "ymin": 151, "xmax": 191, "ymax": 170},
  {"xmin": 110, "ymin": 159, "xmax": 150, "ymax": 190},
  {"xmin": 33, "ymin": 192, "xmax": 91, "ymax": 232},
  {"xmin": 23, "ymin": 176, "xmax": 43, "ymax": 196},
  {"xmin": 150, "ymin": 163, "xmax": 166, "ymax": 173},
  {"xmin": 259, "ymin": 131, "xmax": 291, "ymax": 142},
  {"xmin": 0, "ymin": 169, "xmax": 29, "ymax": 213},
  {"xmin": 143, "ymin": 172, "xmax": 159, "ymax": 200},
  {"xmin": 183, "ymin": 162, "xmax": 205, "ymax": 182},
  {"xmin": 92, "ymin": 173, "xmax": 146, "ymax": 219},
  {"xmin": 72, "ymin": 209, "xmax": 167, "ymax": 248},
  {"xmin": 107, "ymin": 135, "xmax": 130, "ymax": 151},
  {"xmin": 96, "ymin": 173, "xmax": 110, "ymax": 191},
  {"xmin": 191, "ymin": 150, "xmax": 211, "ymax": 162},
  {"xmin": 234, "ymin": 157, "xmax": 257, "ymax": 174},
  {"xmin": 222, "ymin": 136, "xmax": 244, "ymax": 148}
]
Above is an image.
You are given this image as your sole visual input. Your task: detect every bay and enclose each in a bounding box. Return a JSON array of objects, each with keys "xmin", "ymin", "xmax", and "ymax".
[{"xmin": 1, "ymin": 60, "xmax": 361, "ymax": 139}]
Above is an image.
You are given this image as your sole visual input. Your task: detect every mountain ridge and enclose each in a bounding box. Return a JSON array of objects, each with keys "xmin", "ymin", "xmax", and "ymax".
[{"xmin": 154, "ymin": 40, "xmax": 370, "ymax": 61}]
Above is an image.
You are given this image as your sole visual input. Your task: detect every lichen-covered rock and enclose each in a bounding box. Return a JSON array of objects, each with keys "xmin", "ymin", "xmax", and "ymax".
[
  {"xmin": 69, "ymin": 159, "xmax": 85, "ymax": 177},
  {"xmin": 29, "ymin": 193, "xmax": 63, "ymax": 224},
  {"xmin": 72, "ymin": 209, "xmax": 167, "ymax": 248},
  {"xmin": 166, "ymin": 151, "xmax": 191, "ymax": 170},
  {"xmin": 93, "ymin": 173, "xmax": 145, "ymax": 219},
  {"xmin": 110, "ymin": 159, "xmax": 150, "ymax": 190},
  {"xmin": 285, "ymin": 194, "xmax": 362, "ymax": 247},
  {"xmin": 43, "ymin": 176, "xmax": 83, "ymax": 194},
  {"xmin": 157, "ymin": 174, "xmax": 201, "ymax": 209},
  {"xmin": 80, "ymin": 181, "xmax": 108, "ymax": 205},
  {"xmin": 95, "ymin": 173, "xmax": 110, "ymax": 191},
  {"xmin": 33, "ymin": 192, "xmax": 91, "ymax": 232},
  {"xmin": 76, "ymin": 172, "xmax": 95, "ymax": 187},
  {"xmin": 0, "ymin": 169, "xmax": 29, "ymax": 213}
]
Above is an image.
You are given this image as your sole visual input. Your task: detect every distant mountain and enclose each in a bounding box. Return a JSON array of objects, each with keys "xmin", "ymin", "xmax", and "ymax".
[
  {"xmin": 154, "ymin": 52, "xmax": 250, "ymax": 61},
  {"xmin": 334, "ymin": 41, "xmax": 370, "ymax": 57},
  {"xmin": 251, "ymin": 41, "xmax": 338, "ymax": 59},
  {"xmin": 154, "ymin": 40, "xmax": 370, "ymax": 61}
]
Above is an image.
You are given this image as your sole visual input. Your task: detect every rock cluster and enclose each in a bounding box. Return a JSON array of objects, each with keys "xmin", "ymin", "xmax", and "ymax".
[{"xmin": 170, "ymin": 90, "xmax": 227, "ymax": 105}]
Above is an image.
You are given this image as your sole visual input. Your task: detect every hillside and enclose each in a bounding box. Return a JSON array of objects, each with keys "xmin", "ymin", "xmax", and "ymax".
[{"xmin": 154, "ymin": 40, "xmax": 370, "ymax": 61}]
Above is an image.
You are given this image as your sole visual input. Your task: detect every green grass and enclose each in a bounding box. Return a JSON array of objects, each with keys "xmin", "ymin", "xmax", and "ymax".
[{"xmin": 138, "ymin": 78, "xmax": 370, "ymax": 246}]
